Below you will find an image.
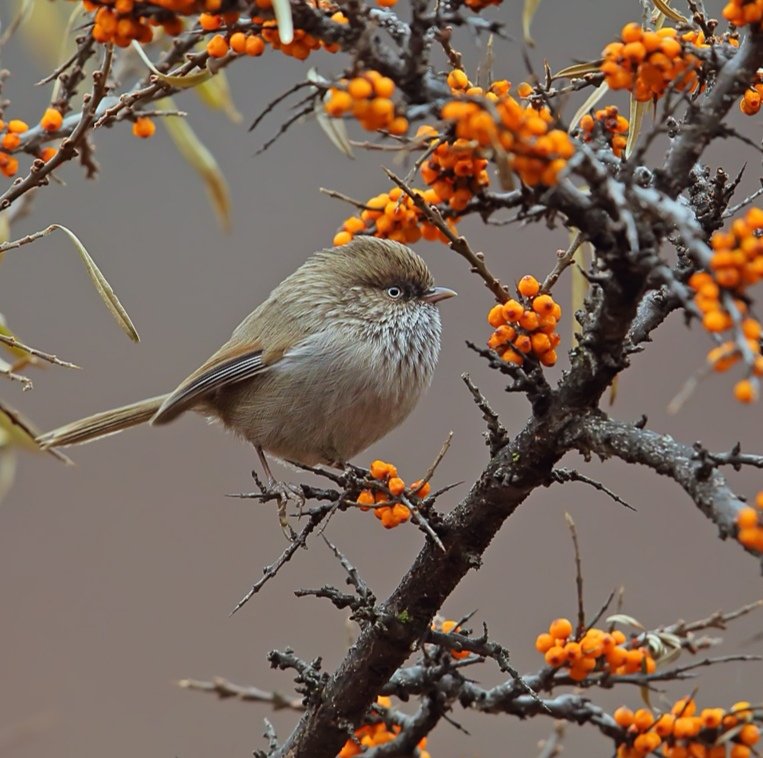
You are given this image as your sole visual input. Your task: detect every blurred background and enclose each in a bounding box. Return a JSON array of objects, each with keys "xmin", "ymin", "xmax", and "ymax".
[{"xmin": 0, "ymin": 1, "xmax": 761, "ymax": 755}]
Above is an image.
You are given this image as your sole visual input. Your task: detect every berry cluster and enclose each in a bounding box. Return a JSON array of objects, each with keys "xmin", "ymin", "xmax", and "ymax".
[
  {"xmin": 535, "ymin": 618, "xmax": 655, "ymax": 682},
  {"xmin": 205, "ymin": 3, "xmax": 343, "ymax": 61},
  {"xmin": 338, "ymin": 697, "xmax": 431, "ymax": 757},
  {"xmin": 487, "ymin": 276, "xmax": 562, "ymax": 368},
  {"xmin": 85, "ymin": 0, "xmax": 221, "ymax": 45},
  {"xmin": 325, "ymin": 71, "xmax": 408, "ymax": 134},
  {"xmin": 332, "ymin": 187, "xmax": 457, "ymax": 246},
  {"xmin": 740, "ymin": 69, "xmax": 763, "ymax": 115},
  {"xmin": 440, "ymin": 77, "xmax": 574, "ymax": 187},
  {"xmin": 0, "ymin": 111, "xmax": 60, "ymax": 178},
  {"xmin": 601, "ymin": 23, "xmax": 701, "ymax": 102},
  {"xmin": 431, "ymin": 619, "xmax": 470, "ymax": 660},
  {"xmin": 419, "ymin": 135, "xmax": 489, "ymax": 212},
  {"xmin": 723, "ymin": 0, "xmax": 763, "ymax": 27},
  {"xmin": 578, "ymin": 105, "xmax": 629, "ymax": 158},
  {"xmin": 614, "ymin": 697, "xmax": 761, "ymax": 758},
  {"xmin": 355, "ymin": 459, "xmax": 431, "ymax": 529},
  {"xmin": 736, "ymin": 491, "xmax": 763, "ymax": 551},
  {"xmin": 689, "ymin": 207, "xmax": 763, "ymax": 403}
]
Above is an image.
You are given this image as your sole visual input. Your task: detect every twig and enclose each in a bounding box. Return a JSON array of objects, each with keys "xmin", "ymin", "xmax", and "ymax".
[
  {"xmin": 565, "ymin": 513, "xmax": 585, "ymax": 639},
  {"xmin": 230, "ymin": 502, "xmax": 335, "ymax": 615},
  {"xmin": 550, "ymin": 468, "xmax": 635, "ymax": 511},
  {"xmin": 178, "ymin": 677, "xmax": 304, "ymax": 711},
  {"xmin": 0, "ymin": 334, "xmax": 80, "ymax": 370},
  {"xmin": 462, "ymin": 373, "xmax": 509, "ymax": 456},
  {"xmin": 541, "ymin": 231, "xmax": 585, "ymax": 292}
]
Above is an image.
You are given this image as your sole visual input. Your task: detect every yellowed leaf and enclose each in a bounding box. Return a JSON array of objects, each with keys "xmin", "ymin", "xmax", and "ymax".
[
  {"xmin": 49, "ymin": 224, "xmax": 140, "ymax": 342},
  {"xmin": 552, "ymin": 60, "xmax": 603, "ymax": 81},
  {"xmin": 195, "ymin": 72, "xmax": 243, "ymax": 124},
  {"xmin": 522, "ymin": 0, "xmax": 542, "ymax": 46},
  {"xmin": 651, "ymin": 0, "xmax": 688, "ymax": 24},
  {"xmin": 159, "ymin": 97, "xmax": 232, "ymax": 231},
  {"xmin": 131, "ymin": 41, "xmax": 212, "ymax": 89},
  {"xmin": 569, "ymin": 81, "xmax": 609, "ymax": 133}
]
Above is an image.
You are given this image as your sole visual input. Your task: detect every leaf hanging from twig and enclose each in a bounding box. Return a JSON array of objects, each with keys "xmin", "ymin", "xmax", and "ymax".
[
  {"xmin": 49, "ymin": 224, "xmax": 140, "ymax": 342},
  {"xmin": 522, "ymin": 0, "xmax": 542, "ymax": 46},
  {"xmin": 131, "ymin": 41, "xmax": 212, "ymax": 89},
  {"xmin": 272, "ymin": 0, "xmax": 294, "ymax": 45},
  {"xmin": 159, "ymin": 97, "xmax": 232, "ymax": 231}
]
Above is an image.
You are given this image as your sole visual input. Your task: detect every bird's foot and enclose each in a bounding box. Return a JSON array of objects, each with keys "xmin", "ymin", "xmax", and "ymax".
[{"xmin": 263, "ymin": 479, "xmax": 305, "ymax": 540}]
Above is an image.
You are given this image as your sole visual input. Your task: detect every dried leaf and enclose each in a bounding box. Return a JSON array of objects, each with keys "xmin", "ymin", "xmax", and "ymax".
[
  {"xmin": 49, "ymin": 224, "xmax": 140, "ymax": 342},
  {"xmin": 571, "ymin": 239, "xmax": 591, "ymax": 340},
  {"xmin": 131, "ymin": 40, "xmax": 212, "ymax": 89},
  {"xmin": 625, "ymin": 95, "xmax": 648, "ymax": 158},
  {"xmin": 309, "ymin": 69, "xmax": 353, "ymax": 158},
  {"xmin": 522, "ymin": 0, "xmax": 542, "ymax": 46},
  {"xmin": 272, "ymin": 0, "xmax": 294, "ymax": 45},
  {"xmin": 606, "ymin": 613, "xmax": 645, "ymax": 630},
  {"xmin": 51, "ymin": 3, "xmax": 82, "ymax": 102},
  {"xmin": 651, "ymin": 0, "xmax": 689, "ymax": 24},
  {"xmin": 195, "ymin": 71, "xmax": 243, "ymax": 124},
  {"xmin": 159, "ymin": 97, "xmax": 232, "ymax": 231},
  {"xmin": 0, "ymin": 401, "xmax": 71, "ymax": 464},
  {"xmin": 569, "ymin": 81, "xmax": 610, "ymax": 133},
  {"xmin": 552, "ymin": 60, "xmax": 602, "ymax": 81}
]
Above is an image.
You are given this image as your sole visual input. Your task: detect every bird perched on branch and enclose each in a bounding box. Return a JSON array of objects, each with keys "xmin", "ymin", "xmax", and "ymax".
[{"xmin": 38, "ymin": 237, "xmax": 456, "ymax": 494}]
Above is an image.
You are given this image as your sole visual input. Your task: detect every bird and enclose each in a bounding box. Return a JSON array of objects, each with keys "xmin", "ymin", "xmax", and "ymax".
[{"xmin": 37, "ymin": 237, "xmax": 456, "ymax": 487}]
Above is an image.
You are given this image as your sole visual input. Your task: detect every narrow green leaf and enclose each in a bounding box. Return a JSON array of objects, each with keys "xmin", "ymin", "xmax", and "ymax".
[
  {"xmin": 522, "ymin": 0, "xmax": 542, "ymax": 46},
  {"xmin": 49, "ymin": 224, "xmax": 140, "ymax": 342},
  {"xmin": 159, "ymin": 97, "xmax": 232, "ymax": 231}
]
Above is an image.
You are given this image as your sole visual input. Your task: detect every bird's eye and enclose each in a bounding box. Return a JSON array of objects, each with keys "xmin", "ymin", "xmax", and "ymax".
[{"xmin": 386, "ymin": 286, "xmax": 403, "ymax": 299}]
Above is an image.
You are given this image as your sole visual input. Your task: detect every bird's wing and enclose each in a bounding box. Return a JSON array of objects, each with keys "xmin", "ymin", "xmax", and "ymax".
[{"xmin": 151, "ymin": 343, "xmax": 277, "ymax": 425}]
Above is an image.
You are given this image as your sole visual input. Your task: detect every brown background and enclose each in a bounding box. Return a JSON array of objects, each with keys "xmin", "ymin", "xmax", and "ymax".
[{"xmin": 1, "ymin": 1, "xmax": 761, "ymax": 756}]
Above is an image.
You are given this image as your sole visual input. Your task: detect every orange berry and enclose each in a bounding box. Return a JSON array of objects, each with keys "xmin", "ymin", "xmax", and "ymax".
[
  {"xmin": 131, "ymin": 116, "xmax": 155, "ymax": 139},
  {"xmin": 738, "ymin": 507, "xmax": 759, "ymax": 529},
  {"xmin": 501, "ymin": 348, "xmax": 524, "ymax": 365},
  {"xmin": 348, "ymin": 77, "xmax": 374, "ymax": 99},
  {"xmin": 633, "ymin": 708, "xmax": 654, "ymax": 731},
  {"xmin": 245, "ymin": 35, "xmax": 265, "ymax": 56},
  {"xmin": 532, "ymin": 294, "xmax": 556, "ymax": 315},
  {"xmin": 634, "ymin": 732, "xmax": 661, "ymax": 752},
  {"xmin": 700, "ymin": 708, "xmax": 725, "ymax": 729},
  {"xmin": 229, "ymin": 31, "xmax": 247, "ymax": 53},
  {"xmin": 730, "ymin": 747, "xmax": 752, "ymax": 758},
  {"xmin": 548, "ymin": 618, "xmax": 573, "ymax": 640},
  {"xmin": 206, "ymin": 33, "xmax": 229, "ymax": 57},
  {"xmin": 517, "ymin": 275, "xmax": 541, "ymax": 297},
  {"xmin": 739, "ymin": 724, "xmax": 760, "ymax": 746},
  {"xmin": 356, "ymin": 489, "xmax": 375, "ymax": 511},
  {"xmin": 539, "ymin": 349, "xmax": 558, "ymax": 367},
  {"xmin": 333, "ymin": 230, "xmax": 353, "ymax": 246},
  {"xmin": 502, "ymin": 299, "xmax": 524, "ymax": 322},
  {"xmin": 488, "ymin": 303, "xmax": 507, "ymax": 328},
  {"xmin": 447, "ymin": 69, "xmax": 469, "ymax": 90},
  {"xmin": 373, "ymin": 76, "xmax": 395, "ymax": 98},
  {"xmin": 653, "ymin": 713, "xmax": 676, "ymax": 737},
  {"xmin": 734, "ymin": 379, "xmax": 757, "ymax": 404},
  {"xmin": 40, "ymin": 108, "xmax": 63, "ymax": 132},
  {"xmin": 672, "ymin": 698, "xmax": 697, "ymax": 718},
  {"xmin": 544, "ymin": 645, "xmax": 566, "ymax": 667},
  {"xmin": 370, "ymin": 460, "xmax": 396, "ymax": 480},
  {"xmin": 614, "ymin": 706, "xmax": 634, "ymax": 728},
  {"xmin": 7, "ymin": 119, "xmax": 28, "ymax": 134},
  {"xmin": 1, "ymin": 133, "xmax": 20, "ymax": 150},
  {"xmin": 535, "ymin": 632, "xmax": 554, "ymax": 653},
  {"xmin": 409, "ymin": 479, "xmax": 431, "ymax": 498},
  {"xmin": 39, "ymin": 146, "xmax": 57, "ymax": 162},
  {"xmin": 388, "ymin": 477, "xmax": 405, "ymax": 496}
]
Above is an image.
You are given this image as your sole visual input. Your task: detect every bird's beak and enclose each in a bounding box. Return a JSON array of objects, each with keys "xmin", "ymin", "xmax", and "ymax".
[{"xmin": 423, "ymin": 286, "xmax": 457, "ymax": 304}]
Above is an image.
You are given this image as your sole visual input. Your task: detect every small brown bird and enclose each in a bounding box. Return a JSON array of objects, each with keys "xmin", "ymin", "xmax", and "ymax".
[{"xmin": 38, "ymin": 238, "xmax": 455, "ymax": 482}]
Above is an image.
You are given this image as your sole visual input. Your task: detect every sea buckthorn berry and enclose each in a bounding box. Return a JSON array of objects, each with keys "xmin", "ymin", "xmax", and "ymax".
[
  {"xmin": 614, "ymin": 706, "xmax": 634, "ymax": 728},
  {"xmin": 535, "ymin": 633, "xmax": 554, "ymax": 653},
  {"xmin": 734, "ymin": 379, "xmax": 757, "ymax": 403},
  {"xmin": 447, "ymin": 69, "xmax": 470, "ymax": 91},
  {"xmin": 517, "ymin": 275, "xmax": 541, "ymax": 297},
  {"xmin": 131, "ymin": 116, "xmax": 155, "ymax": 139},
  {"xmin": 206, "ymin": 33, "xmax": 229, "ymax": 58},
  {"xmin": 548, "ymin": 618, "xmax": 573, "ymax": 640},
  {"xmin": 633, "ymin": 708, "xmax": 654, "ymax": 731},
  {"xmin": 502, "ymin": 299, "xmax": 524, "ymax": 321},
  {"xmin": 199, "ymin": 13, "xmax": 222, "ymax": 30},
  {"xmin": 40, "ymin": 108, "xmax": 63, "ymax": 132},
  {"xmin": 409, "ymin": 480, "xmax": 431, "ymax": 498},
  {"xmin": 356, "ymin": 489, "xmax": 375, "ymax": 511},
  {"xmin": 672, "ymin": 698, "xmax": 697, "ymax": 717},
  {"xmin": 229, "ymin": 32, "xmax": 247, "ymax": 53},
  {"xmin": 739, "ymin": 723, "xmax": 760, "ymax": 746},
  {"xmin": 387, "ymin": 477, "xmax": 405, "ymax": 496},
  {"xmin": 738, "ymin": 507, "xmax": 759, "ymax": 529},
  {"xmin": 634, "ymin": 732, "xmax": 661, "ymax": 753},
  {"xmin": 245, "ymin": 35, "xmax": 266, "ymax": 56},
  {"xmin": 370, "ymin": 460, "xmax": 397, "ymax": 480},
  {"xmin": 7, "ymin": 119, "xmax": 28, "ymax": 134},
  {"xmin": 488, "ymin": 304, "xmax": 506, "ymax": 327},
  {"xmin": 438, "ymin": 619, "xmax": 470, "ymax": 659},
  {"xmin": 532, "ymin": 294, "xmax": 556, "ymax": 315},
  {"xmin": 40, "ymin": 146, "xmax": 57, "ymax": 162},
  {"xmin": 700, "ymin": 708, "xmax": 725, "ymax": 729},
  {"xmin": 544, "ymin": 645, "xmax": 566, "ymax": 667},
  {"xmin": 654, "ymin": 713, "xmax": 676, "ymax": 736},
  {"xmin": 1, "ymin": 133, "xmax": 20, "ymax": 150},
  {"xmin": 730, "ymin": 746, "xmax": 752, "ymax": 758}
]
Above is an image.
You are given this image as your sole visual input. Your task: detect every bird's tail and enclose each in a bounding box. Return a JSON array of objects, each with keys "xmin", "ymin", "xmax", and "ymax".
[{"xmin": 37, "ymin": 394, "xmax": 169, "ymax": 449}]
